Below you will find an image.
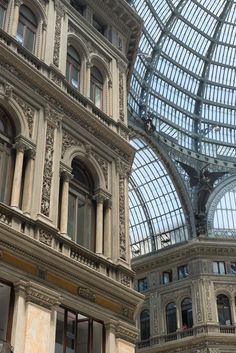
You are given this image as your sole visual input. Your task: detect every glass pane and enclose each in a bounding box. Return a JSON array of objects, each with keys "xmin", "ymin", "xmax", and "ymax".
[
  {"xmin": 55, "ymin": 308, "xmax": 64, "ymax": 353},
  {"xmin": 0, "ymin": 6, "xmax": 5, "ymax": 29},
  {"xmin": 77, "ymin": 319, "xmax": 88, "ymax": 353},
  {"xmin": 94, "ymin": 87, "xmax": 102, "ymax": 108},
  {"xmin": 66, "ymin": 311, "xmax": 76, "ymax": 353},
  {"xmin": 66, "ymin": 61, "xmax": 70, "ymax": 82},
  {"xmin": 86, "ymin": 200, "xmax": 95, "ymax": 251},
  {"xmin": 76, "ymin": 199, "xmax": 85, "ymax": 246},
  {"xmin": 71, "ymin": 66, "xmax": 79, "ymax": 88},
  {"xmin": 25, "ymin": 28, "xmax": 35, "ymax": 52},
  {"xmin": 68, "ymin": 192, "xmax": 76, "ymax": 239},
  {"xmin": 16, "ymin": 21, "xmax": 24, "ymax": 44},
  {"xmin": 0, "ymin": 282, "xmax": 11, "ymax": 340},
  {"xmin": 166, "ymin": 303, "xmax": 177, "ymax": 333},
  {"xmin": 92, "ymin": 321, "xmax": 103, "ymax": 353}
]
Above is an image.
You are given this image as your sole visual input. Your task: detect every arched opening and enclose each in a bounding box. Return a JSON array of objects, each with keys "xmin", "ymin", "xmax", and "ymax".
[
  {"xmin": 16, "ymin": 5, "xmax": 38, "ymax": 52},
  {"xmin": 166, "ymin": 302, "xmax": 177, "ymax": 333},
  {"xmin": 181, "ymin": 298, "xmax": 193, "ymax": 329},
  {"xmin": 90, "ymin": 66, "xmax": 104, "ymax": 109},
  {"xmin": 67, "ymin": 159, "xmax": 96, "ymax": 251},
  {"xmin": 140, "ymin": 310, "xmax": 150, "ymax": 341},
  {"xmin": 66, "ymin": 46, "xmax": 81, "ymax": 90},
  {"xmin": 0, "ymin": 106, "xmax": 15, "ymax": 205},
  {"xmin": 217, "ymin": 294, "xmax": 232, "ymax": 326}
]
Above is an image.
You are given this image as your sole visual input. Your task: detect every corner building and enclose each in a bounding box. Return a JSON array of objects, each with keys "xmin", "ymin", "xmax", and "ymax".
[{"xmin": 0, "ymin": 1, "xmax": 143, "ymax": 353}]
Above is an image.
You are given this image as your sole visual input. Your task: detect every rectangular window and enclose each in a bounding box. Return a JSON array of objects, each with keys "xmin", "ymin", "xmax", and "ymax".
[
  {"xmin": 213, "ymin": 261, "xmax": 225, "ymax": 274},
  {"xmin": 162, "ymin": 270, "xmax": 172, "ymax": 284},
  {"xmin": 55, "ymin": 308, "xmax": 105, "ymax": 353},
  {"xmin": 138, "ymin": 278, "xmax": 148, "ymax": 292},
  {"xmin": 231, "ymin": 262, "xmax": 236, "ymax": 275},
  {"xmin": 0, "ymin": 280, "xmax": 13, "ymax": 342},
  {"xmin": 178, "ymin": 265, "xmax": 189, "ymax": 280},
  {"xmin": 0, "ymin": 5, "xmax": 5, "ymax": 29}
]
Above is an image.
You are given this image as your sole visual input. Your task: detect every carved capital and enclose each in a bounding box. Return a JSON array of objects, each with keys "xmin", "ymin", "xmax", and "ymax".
[
  {"xmin": 105, "ymin": 198, "xmax": 112, "ymax": 209},
  {"xmin": 14, "ymin": 140, "xmax": 27, "ymax": 153},
  {"xmin": 25, "ymin": 148, "xmax": 36, "ymax": 160},
  {"xmin": 4, "ymin": 84, "xmax": 13, "ymax": 100},
  {"xmin": 14, "ymin": 0, "xmax": 23, "ymax": 7},
  {"xmin": 85, "ymin": 144, "xmax": 92, "ymax": 157},
  {"xmin": 25, "ymin": 282, "xmax": 61, "ymax": 309},
  {"xmin": 94, "ymin": 193, "xmax": 106, "ymax": 204},
  {"xmin": 60, "ymin": 169, "xmax": 72, "ymax": 182}
]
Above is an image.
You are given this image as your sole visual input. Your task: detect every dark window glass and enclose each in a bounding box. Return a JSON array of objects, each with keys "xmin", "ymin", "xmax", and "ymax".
[
  {"xmin": 67, "ymin": 160, "xmax": 96, "ymax": 251},
  {"xmin": 162, "ymin": 270, "xmax": 172, "ymax": 284},
  {"xmin": 70, "ymin": 0, "xmax": 83, "ymax": 14},
  {"xmin": 217, "ymin": 294, "xmax": 232, "ymax": 326},
  {"xmin": 0, "ymin": 280, "xmax": 13, "ymax": 342},
  {"xmin": 138, "ymin": 278, "xmax": 148, "ymax": 292},
  {"xmin": 16, "ymin": 5, "xmax": 37, "ymax": 52},
  {"xmin": 181, "ymin": 298, "xmax": 193, "ymax": 329},
  {"xmin": 140, "ymin": 310, "xmax": 150, "ymax": 341},
  {"xmin": 55, "ymin": 309, "xmax": 105, "ymax": 353},
  {"xmin": 90, "ymin": 66, "xmax": 103, "ymax": 109},
  {"xmin": 178, "ymin": 265, "xmax": 189, "ymax": 279},
  {"xmin": 213, "ymin": 261, "xmax": 225, "ymax": 274},
  {"xmin": 230, "ymin": 262, "xmax": 236, "ymax": 275},
  {"xmin": 0, "ymin": 107, "xmax": 14, "ymax": 205},
  {"xmin": 66, "ymin": 46, "xmax": 81, "ymax": 89},
  {"xmin": 0, "ymin": 4, "xmax": 6, "ymax": 29},
  {"xmin": 166, "ymin": 302, "xmax": 177, "ymax": 333},
  {"xmin": 92, "ymin": 16, "xmax": 105, "ymax": 35}
]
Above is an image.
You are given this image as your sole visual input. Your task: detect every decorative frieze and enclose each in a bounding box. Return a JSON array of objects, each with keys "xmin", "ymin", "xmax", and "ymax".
[
  {"xmin": 92, "ymin": 151, "xmax": 109, "ymax": 189},
  {"xmin": 13, "ymin": 94, "xmax": 35, "ymax": 138},
  {"xmin": 61, "ymin": 130, "xmax": 83, "ymax": 158},
  {"xmin": 204, "ymin": 279, "xmax": 213, "ymax": 321},
  {"xmin": 119, "ymin": 71, "xmax": 124, "ymax": 122},
  {"xmin": 41, "ymin": 123, "xmax": 55, "ymax": 217},
  {"xmin": 39, "ymin": 229, "xmax": 53, "ymax": 247},
  {"xmin": 119, "ymin": 174, "xmax": 126, "ymax": 260},
  {"xmin": 53, "ymin": 0, "xmax": 65, "ymax": 67},
  {"xmin": 120, "ymin": 272, "xmax": 131, "ymax": 287},
  {"xmin": 78, "ymin": 287, "xmax": 96, "ymax": 302}
]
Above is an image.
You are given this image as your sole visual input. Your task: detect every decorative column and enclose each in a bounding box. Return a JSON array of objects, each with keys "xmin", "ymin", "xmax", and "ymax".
[
  {"xmin": 104, "ymin": 199, "xmax": 112, "ymax": 259},
  {"xmin": 60, "ymin": 170, "xmax": 72, "ymax": 235},
  {"xmin": 11, "ymin": 140, "xmax": 26, "ymax": 208},
  {"xmin": 53, "ymin": 0, "xmax": 65, "ymax": 68},
  {"xmin": 41, "ymin": 21, "xmax": 47, "ymax": 59},
  {"xmin": 11, "ymin": 0, "xmax": 22, "ymax": 36},
  {"xmin": 22, "ymin": 149, "xmax": 36, "ymax": 214},
  {"xmin": 86, "ymin": 62, "xmax": 91, "ymax": 98},
  {"xmin": 95, "ymin": 194, "xmax": 106, "ymax": 255}
]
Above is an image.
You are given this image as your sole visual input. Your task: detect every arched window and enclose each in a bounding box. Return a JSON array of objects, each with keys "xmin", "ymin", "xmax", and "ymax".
[
  {"xmin": 140, "ymin": 310, "xmax": 150, "ymax": 341},
  {"xmin": 166, "ymin": 302, "xmax": 177, "ymax": 333},
  {"xmin": 67, "ymin": 159, "xmax": 96, "ymax": 251},
  {"xmin": 181, "ymin": 298, "xmax": 193, "ymax": 329},
  {"xmin": 0, "ymin": 279, "xmax": 14, "ymax": 343},
  {"xmin": 0, "ymin": 107, "xmax": 14, "ymax": 205},
  {"xmin": 66, "ymin": 46, "xmax": 81, "ymax": 89},
  {"xmin": 217, "ymin": 294, "xmax": 232, "ymax": 326},
  {"xmin": 16, "ymin": 5, "xmax": 38, "ymax": 52},
  {"xmin": 90, "ymin": 66, "xmax": 103, "ymax": 109}
]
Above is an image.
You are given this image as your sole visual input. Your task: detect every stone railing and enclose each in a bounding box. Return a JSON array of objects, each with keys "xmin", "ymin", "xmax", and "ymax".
[
  {"xmin": 0, "ymin": 29, "xmax": 127, "ymax": 140},
  {"xmin": 0, "ymin": 340, "xmax": 13, "ymax": 353},
  {"xmin": 136, "ymin": 324, "xmax": 236, "ymax": 349},
  {"xmin": 0, "ymin": 203, "xmax": 134, "ymax": 288}
]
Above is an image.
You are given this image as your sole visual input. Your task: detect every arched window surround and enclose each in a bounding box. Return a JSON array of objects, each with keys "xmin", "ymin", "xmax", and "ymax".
[
  {"xmin": 216, "ymin": 294, "xmax": 232, "ymax": 326},
  {"xmin": 15, "ymin": 0, "xmax": 47, "ymax": 58},
  {"xmin": 165, "ymin": 302, "xmax": 177, "ymax": 334},
  {"xmin": 66, "ymin": 34, "xmax": 89, "ymax": 95},
  {"xmin": 89, "ymin": 55, "xmax": 112, "ymax": 115},
  {"xmin": 140, "ymin": 309, "xmax": 150, "ymax": 341},
  {"xmin": 181, "ymin": 297, "xmax": 193, "ymax": 329},
  {"xmin": 0, "ymin": 0, "xmax": 10, "ymax": 31}
]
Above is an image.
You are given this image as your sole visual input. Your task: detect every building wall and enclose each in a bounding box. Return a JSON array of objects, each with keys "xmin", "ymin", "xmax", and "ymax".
[{"xmin": 0, "ymin": 1, "xmax": 143, "ymax": 352}]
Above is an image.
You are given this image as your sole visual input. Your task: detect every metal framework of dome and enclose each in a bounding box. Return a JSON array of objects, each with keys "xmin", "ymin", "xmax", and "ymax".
[{"xmin": 128, "ymin": 0, "xmax": 236, "ymax": 256}]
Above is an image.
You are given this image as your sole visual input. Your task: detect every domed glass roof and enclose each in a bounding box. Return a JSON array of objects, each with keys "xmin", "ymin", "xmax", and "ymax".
[{"xmin": 129, "ymin": 0, "xmax": 236, "ymax": 158}]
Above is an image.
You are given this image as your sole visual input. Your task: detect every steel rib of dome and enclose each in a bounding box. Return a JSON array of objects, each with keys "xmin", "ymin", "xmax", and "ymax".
[
  {"xmin": 129, "ymin": 0, "xmax": 236, "ymax": 158},
  {"xmin": 128, "ymin": 0, "xmax": 236, "ymax": 256}
]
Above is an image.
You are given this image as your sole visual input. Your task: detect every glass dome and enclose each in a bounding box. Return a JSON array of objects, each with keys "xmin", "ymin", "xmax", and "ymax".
[{"xmin": 129, "ymin": 0, "xmax": 236, "ymax": 159}]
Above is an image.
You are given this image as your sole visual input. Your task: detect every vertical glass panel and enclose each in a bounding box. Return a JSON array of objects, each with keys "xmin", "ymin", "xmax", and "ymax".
[
  {"xmin": 94, "ymin": 87, "xmax": 102, "ymax": 109},
  {"xmin": 92, "ymin": 321, "xmax": 103, "ymax": 353},
  {"xmin": 25, "ymin": 28, "xmax": 35, "ymax": 52},
  {"xmin": 66, "ymin": 311, "xmax": 76, "ymax": 353},
  {"xmin": 77, "ymin": 319, "xmax": 88, "ymax": 353},
  {"xmin": 55, "ymin": 308, "xmax": 65, "ymax": 353},
  {"xmin": 86, "ymin": 199, "xmax": 95, "ymax": 251},
  {"xmin": 166, "ymin": 303, "xmax": 177, "ymax": 333},
  {"xmin": 68, "ymin": 192, "xmax": 76, "ymax": 239},
  {"xmin": 0, "ymin": 282, "xmax": 11, "ymax": 340},
  {"xmin": 181, "ymin": 298, "xmax": 193, "ymax": 329},
  {"xmin": 217, "ymin": 295, "xmax": 232, "ymax": 325},
  {"xmin": 76, "ymin": 198, "xmax": 85, "ymax": 246},
  {"xmin": 140, "ymin": 310, "xmax": 150, "ymax": 341},
  {"xmin": 16, "ymin": 21, "xmax": 24, "ymax": 44}
]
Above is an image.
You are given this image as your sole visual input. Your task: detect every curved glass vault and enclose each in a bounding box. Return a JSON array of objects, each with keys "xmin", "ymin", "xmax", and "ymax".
[
  {"xmin": 129, "ymin": 139, "xmax": 188, "ymax": 256},
  {"xmin": 128, "ymin": 0, "xmax": 236, "ymax": 255},
  {"xmin": 129, "ymin": 0, "xmax": 236, "ymax": 158}
]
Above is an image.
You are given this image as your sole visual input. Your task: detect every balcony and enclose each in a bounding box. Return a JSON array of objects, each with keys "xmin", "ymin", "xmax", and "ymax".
[{"xmin": 0, "ymin": 340, "xmax": 13, "ymax": 353}]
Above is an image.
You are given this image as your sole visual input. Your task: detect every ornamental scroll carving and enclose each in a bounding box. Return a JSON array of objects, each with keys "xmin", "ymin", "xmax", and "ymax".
[
  {"xmin": 119, "ymin": 174, "xmax": 126, "ymax": 259},
  {"xmin": 39, "ymin": 229, "xmax": 53, "ymax": 247},
  {"xmin": 195, "ymin": 280, "xmax": 203, "ymax": 323},
  {"xmin": 204, "ymin": 280, "xmax": 213, "ymax": 321},
  {"xmin": 119, "ymin": 71, "xmax": 124, "ymax": 122},
  {"xmin": 41, "ymin": 123, "xmax": 54, "ymax": 216},
  {"xmin": 13, "ymin": 94, "xmax": 35, "ymax": 138},
  {"xmin": 61, "ymin": 131, "xmax": 83, "ymax": 158},
  {"xmin": 53, "ymin": 0, "xmax": 65, "ymax": 67}
]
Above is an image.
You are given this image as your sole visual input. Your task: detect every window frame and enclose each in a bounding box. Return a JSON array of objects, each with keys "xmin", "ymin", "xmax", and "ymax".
[
  {"xmin": 178, "ymin": 265, "xmax": 189, "ymax": 280},
  {"xmin": 217, "ymin": 294, "xmax": 232, "ymax": 326},
  {"xmin": 181, "ymin": 297, "xmax": 193, "ymax": 329},
  {"xmin": 0, "ymin": 278, "xmax": 14, "ymax": 343},
  {"xmin": 66, "ymin": 46, "xmax": 81, "ymax": 90},
  {"xmin": 162, "ymin": 270, "xmax": 172, "ymax": 284},
  {"xmin": 138, "ymin": 277, "xmax": 148, "ymax": 292},
  {"xmin": 16, "ymin": 5, "xmax": 38, "ymax": 53},
  {"xmin": 55, "ymin": 307, "xmax": 105, "ymax": 353},
  {"xmin": 0, "ymin": 1, "xmax": 7, "ymax": 30},
  {"xmin": 166, "ymin": 302, "xmax": 177, "ymax": 334},
  {"xmin": 140, "ymin": 310, "xmax": 150, "ymax": 341},
  {"xmin": 213, "ymin": 261, "xmax": 226, "ymax": 274},
  {"xmin": 90, "ymin": 66, "xmax": 104, "ymax": 110}
]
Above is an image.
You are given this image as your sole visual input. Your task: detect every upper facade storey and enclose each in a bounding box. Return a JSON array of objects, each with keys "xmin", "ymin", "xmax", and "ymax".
[{"xmin": 0, "ymin": 0, "xmax": 142, "ymax": 127}]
